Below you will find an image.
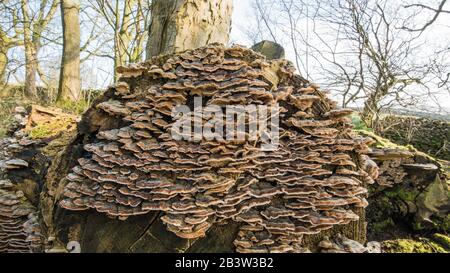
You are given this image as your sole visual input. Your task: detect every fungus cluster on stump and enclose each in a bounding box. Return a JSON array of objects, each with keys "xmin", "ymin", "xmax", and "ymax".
[
  {"xmin": 59, "ymin": 44, "xmax": 377, "ymax": 253},
  {"xmin": 0, "ymin": 108, "xmax": 43, "ymax": 253},
  {"xmin": 0, "ymin": 181, "xmax": 42, "ymax": 253},
  {"xmin": 0, "ymin": 106, "xmax": 77, "ymax": 253}
]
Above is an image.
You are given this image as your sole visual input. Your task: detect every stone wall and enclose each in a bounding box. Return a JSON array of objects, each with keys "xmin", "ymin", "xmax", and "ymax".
[{"xmin": 378, "ymin": 115, "xmax": 450, "ymax": 161}]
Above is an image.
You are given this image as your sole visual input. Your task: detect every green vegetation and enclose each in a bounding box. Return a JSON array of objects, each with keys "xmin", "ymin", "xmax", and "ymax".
[
  {"xmin": 0, "ymin": 86, "xmax": 100, "ymax": 137},
  {"xmin": 55, "ymin": 99, "xmax": 89, "ymax": 115},
  {"xmin": 418, "ymin": 214, "xmax": 450, "ymax": 233},
  {"xmin": 28, "ymin": 117, "xmax": 76, "ymax": 139},
  {"xmin": 371, "ymin": 218, "xmax": 395, "ymax": 233},
  {"xmin": 432, "ymin": 233, "xmax": 450, "ymax": 249},
  {"xmin": 384, "ymin": 186, "xmax": 420, "ymax": 202},
  {"xmin": 356, "ymin": 129, "xmax": 409, "ymax": 149},
  {"xmin": 382, "ymin": 237, "xmax": 449, "ymax": 253},
  {"xmin": 351, "ymin": 113, "xmax": 373, "ymax": 132}
]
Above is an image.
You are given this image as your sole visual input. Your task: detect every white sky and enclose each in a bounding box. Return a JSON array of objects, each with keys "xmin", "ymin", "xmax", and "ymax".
[{"xmin": 230, "ymin": 0, "xmax": 450, "ymax": 114}]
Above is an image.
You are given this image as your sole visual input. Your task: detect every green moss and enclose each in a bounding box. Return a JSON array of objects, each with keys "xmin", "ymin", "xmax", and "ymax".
[
  {"xmin": 41, "ymin": 127, "xmax": 77, "ymax": 157},
  {"xmin": 371, "ymin": 218, "xmax": 395, "ymax": 233},
  {"xmin": 356, "ymin": 130, "xmax": 407, "ymax": 149},
  {"xmin": 432, "ymin": 233, "xmax": 450, "ymax": 250},
  {"xmin": 413, "ymin": 221, "xmax": 426, "ymax": 232},
  {"xmin": 382, "ymin": 238, "xmax": 448, "ymax": 253},
  {"xmin": 0, "ymin": 127, "xmax": 6, "ymax": 138},
  {"xmin": 384, "ymin": 187, "xmax": 420, "ymax": 202},
  {"xmin": 28, "ymin": 117, "xmax": 76, "ymax": 139},
  {"xmin": 429, "ymin": 214, "xmax": 450, "ymax": 232}
]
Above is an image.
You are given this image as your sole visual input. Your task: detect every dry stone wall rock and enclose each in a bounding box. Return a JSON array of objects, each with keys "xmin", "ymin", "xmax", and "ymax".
[{"xmin": 378, "ymin": 115, "xmax": 450, "ymax": 161}]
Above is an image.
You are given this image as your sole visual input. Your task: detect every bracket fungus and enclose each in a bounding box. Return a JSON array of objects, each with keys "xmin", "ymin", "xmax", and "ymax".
[
  {"xmin": 59, "ymin": 44, "xmax": 375, "ymax": 253},
  {"xmin": 0, "ymin": 182, "xmax": 43, "ymax": 253},
  {"xmin": 0, "ymin": 105, "xmax": 77, "ymax": 253}
]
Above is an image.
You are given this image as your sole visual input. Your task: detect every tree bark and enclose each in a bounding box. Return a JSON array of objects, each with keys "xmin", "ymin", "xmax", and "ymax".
[
  {"xmin": 146, "ymin": 0, "xmax": 233, "ymax": 59},
  {"xmin": 23, "ymin": 43, "xmax": 38, "ymax": 98},
  {"xmin": 117, "ymin": 0, "xmax": 136, "ymax": 65},
  {"xmin": 113, "ymin": 0, "xmax": 136, "ymax": 81},
  {"xmin": 0, "ymin": 28, "xmax": 11, "ymax": 85},
  {"xmin": 0, "ymin": 30, "xmax": 11, "ymax": 85},
  {"xmin": 57, "ymin": 0, "xmax": 81, "ymax": 102},
  {"xmin": 0, "ymin": 50, "xmax": 7, "ymax": 85}
]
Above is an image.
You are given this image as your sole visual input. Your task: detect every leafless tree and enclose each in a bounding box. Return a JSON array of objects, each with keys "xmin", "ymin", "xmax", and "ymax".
[
  {"xmin": 250, "ymin": 0, "xmax": 449, "ymax": 128},
  {"xmin": 0, "ymin": 2, "xmax": 23, "ymax": 86},
  {"xmin": 402, "ymin": 0, "xmax": 450, "ymax": 92},
  {"xmin": 88, "ymin": 0, "xmax": 152, "ymax": 80},
  {"xmin": 402, "ymin": 0, "xmax": 450, "ymax": 32},
  {"xmin": 246, "ymin": 0, "xmax": 311, "ymax": 77},
  {"xmin": 18, "ymin": 0, "xmax": 59, "ymax": 98}
]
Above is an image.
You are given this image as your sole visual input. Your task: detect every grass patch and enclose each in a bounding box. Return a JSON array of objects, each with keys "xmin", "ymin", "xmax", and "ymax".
[{"xmin": 55, "ymin": 99, "xmax": 90, "ymax": 115}]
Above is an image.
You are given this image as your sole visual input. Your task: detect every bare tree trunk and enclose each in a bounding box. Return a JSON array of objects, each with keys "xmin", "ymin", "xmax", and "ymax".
[
  {"xmin": 24, "ymin": 43, "xmax": 38, "ymax": 98},
  {"xmin": 21, "ymin": 0, "xmax": 37, "ymax": 98},
  {"xmin": 57, "ymin": 0, "xmax": 81, "ymax": 102},
  {"xmin": 0, "ymin": 29, "xmax": 10, "ymax": 85},
  {"xmin": 20, "ymin": 0, "xmax": 58, "ymax": 99},
  {"xmin": 113, "ymin": 0, "xmax": 121, "ymax": 82},
  {"xmin": 112, "ymin": 0, "xmax": 136, "ymax": 81},
  {"xmin": 0, "ymin": 50, "xmax": 7, "ymax": 85},
  {"xmin": 146, "ymin": 0, "xmax": 233, "ymax": 59}
]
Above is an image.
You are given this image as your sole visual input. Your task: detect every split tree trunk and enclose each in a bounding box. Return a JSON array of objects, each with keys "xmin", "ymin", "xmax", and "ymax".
[
  {"xmin": 146, "ymin": 0, "xmax": 233, "ymax": 59},
  {"xmin": 57, "ymin": 0, "xmax": 81, "ymax": 102}
]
